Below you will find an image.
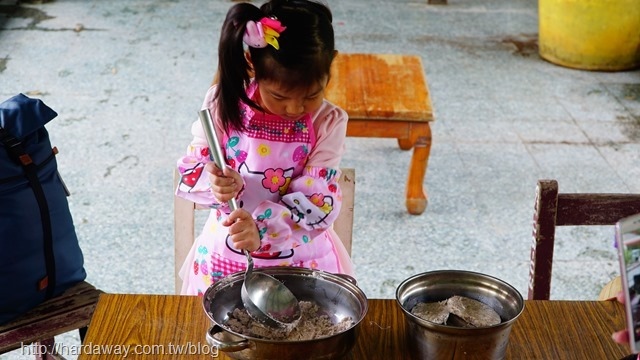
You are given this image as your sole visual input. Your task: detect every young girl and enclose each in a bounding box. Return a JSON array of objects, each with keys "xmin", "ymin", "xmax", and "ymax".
[{"xmin": 175, "ymin": 0, "xmax": 353, "ymax": 296}]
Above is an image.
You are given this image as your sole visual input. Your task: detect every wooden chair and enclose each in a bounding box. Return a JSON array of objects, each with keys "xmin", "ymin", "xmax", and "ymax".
[
  {"xmin": 173, "ymin": 168, "xmax": 356, "ymax": 293},
  {"xmin": 0, "ymin": 281, "xmax": 103, "ymax": 359},
  {"xmin": 528, "ymin": 179, "xmax": 640, "ymax": 300}
]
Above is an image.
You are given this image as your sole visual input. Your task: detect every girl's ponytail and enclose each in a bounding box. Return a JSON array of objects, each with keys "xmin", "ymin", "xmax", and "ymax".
[
  {"xmin": 215, "ymin": 3, "xmax": 262, "ymax": 132},
  {"xmin": 215, "ymin": 1, "xmax": 336, "ymax": 132}
]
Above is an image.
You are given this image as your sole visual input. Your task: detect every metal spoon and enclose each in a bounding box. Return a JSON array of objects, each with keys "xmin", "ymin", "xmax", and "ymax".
[{"xmin": 198, "ymin": 109, "xmax": 301, "ymax": 328}]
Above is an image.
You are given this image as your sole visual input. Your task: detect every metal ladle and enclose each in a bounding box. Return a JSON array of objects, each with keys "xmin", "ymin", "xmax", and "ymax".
[{"xmin": 198, "ymin": 109, "xmax": 301, "ymax": 328}]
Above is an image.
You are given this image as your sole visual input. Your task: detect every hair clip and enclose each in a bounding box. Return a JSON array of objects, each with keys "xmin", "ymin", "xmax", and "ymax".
[{"xmin": 243, "ymin": 17, "xmax": 286, "ymax": 50}]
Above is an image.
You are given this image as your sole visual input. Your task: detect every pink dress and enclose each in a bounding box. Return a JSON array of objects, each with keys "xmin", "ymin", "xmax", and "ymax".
[{"xmin": 176, "ymin": 83, "xmax": 354, "ymax": 296}]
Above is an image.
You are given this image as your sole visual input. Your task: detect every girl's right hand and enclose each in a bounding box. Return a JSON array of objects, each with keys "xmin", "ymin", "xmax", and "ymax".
[
  {"xmin": 206, "ymin": 162, "xmax": 241, "ymax": 203},
  {"xmin": 613, "ymin": 290, "xmax": 630, "ymax": 345}
]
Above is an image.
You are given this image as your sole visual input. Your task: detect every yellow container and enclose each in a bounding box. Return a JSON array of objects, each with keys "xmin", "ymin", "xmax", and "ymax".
[{"xmin": 539, "ymin": 0, "xmax": 640, "ymax": 71}]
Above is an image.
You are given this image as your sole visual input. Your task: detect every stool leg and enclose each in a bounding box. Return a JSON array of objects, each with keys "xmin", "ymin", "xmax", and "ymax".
[
  {"xmin": 34, "ymin": 338, "xmax": 65, "ymax": 360},
  {"xmin": 34, "ymin": 339, "xmax": 51, "ymax": 360},
  {"xmin": 79, "ymin": 326, "xmax": 88, "ymax": 342},
  {"xmin": 405, "ymin": 123, "xmax": 431, "ymax": 215},
  {"xmin": 397, "ymin": 138, "xmax": 413, "ymax": 151}
]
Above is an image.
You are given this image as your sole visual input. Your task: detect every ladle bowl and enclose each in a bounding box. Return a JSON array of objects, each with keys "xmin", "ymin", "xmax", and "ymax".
[{"xmin": 241, "ymin": 254, "xmax": 301, "ymax": 328}]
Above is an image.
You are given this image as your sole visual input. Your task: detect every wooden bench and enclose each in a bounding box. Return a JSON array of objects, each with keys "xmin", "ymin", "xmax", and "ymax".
[
  {"xmin": 0, "ymin": 281, "xmax": 103, "ymax": 359},
  {"xmin": 325, "ymin": 53, "xmax": 434, "ymax": 215}
]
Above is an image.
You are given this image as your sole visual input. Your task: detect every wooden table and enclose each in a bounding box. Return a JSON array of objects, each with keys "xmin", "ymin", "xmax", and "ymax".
[
  {"xmin": 325, "ymin": 53, "xmax": 434, "ymax": 215},
  {"xmin": 78, "ymin": 294, "xmax": 629, "ymax": 359}
]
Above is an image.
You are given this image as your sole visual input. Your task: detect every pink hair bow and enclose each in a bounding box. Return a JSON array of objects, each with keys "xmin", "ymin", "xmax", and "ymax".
[{"xmin": 243, "ymin": 17, "xmax": 286, "ymax": 50}]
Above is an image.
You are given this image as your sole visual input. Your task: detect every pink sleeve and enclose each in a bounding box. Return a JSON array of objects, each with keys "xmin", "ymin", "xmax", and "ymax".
[
  {"xmin": 174, "ymin": 86, "xmax": 231, "ymax": 210},
  {"xmin": 307, "ymin": 101, "xmax": 348, "ymax": 168},
  {"xmin": 252, "ymin": 167, "xmax": 343, "ymax": 254},
  {"xmin": 200, "ymin": 85, "xmax": 227, "ymax": 143}
]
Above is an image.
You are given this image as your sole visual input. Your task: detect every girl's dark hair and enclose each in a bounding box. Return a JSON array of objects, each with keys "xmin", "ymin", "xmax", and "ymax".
[{"xmin": 214, "ymin": 0, "xmax": 335, "ymax": 132}]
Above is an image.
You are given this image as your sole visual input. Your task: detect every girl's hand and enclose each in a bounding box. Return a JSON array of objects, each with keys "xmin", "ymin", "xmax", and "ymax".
[
  {"xmin": 613, "ymin": 329, "xmax": 630, "ymax": 345},
  {"xmin": 223, "ymin": 209, "xmax": 261, "ymax": 252},
  {"xmin": 206, "ymin": 162, "xmax": 241, "ymax": 202},
  {"xmin": 613, "ymin": 290, "xmax": 630, "ymax": 345}
]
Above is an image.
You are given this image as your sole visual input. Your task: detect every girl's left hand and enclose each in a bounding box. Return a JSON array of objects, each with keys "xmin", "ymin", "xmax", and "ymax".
[{"xmin": 223, "ymin": 208, "xmax": 261, "ymax": 252}]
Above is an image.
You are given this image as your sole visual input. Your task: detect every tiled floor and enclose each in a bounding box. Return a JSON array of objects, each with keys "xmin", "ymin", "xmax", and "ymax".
[{"xmin": 1, "ymin": 0, "xmax": 639, "ymax": 358}]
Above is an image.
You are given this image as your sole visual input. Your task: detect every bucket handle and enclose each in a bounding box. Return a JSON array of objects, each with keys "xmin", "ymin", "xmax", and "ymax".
[
  {"xmin": 206, "ymin": 325, "xmax": 250, "ymax": 352},
  {"xmin": 334, "ymin": 273, "xmax": 358, "ymax": 285}
]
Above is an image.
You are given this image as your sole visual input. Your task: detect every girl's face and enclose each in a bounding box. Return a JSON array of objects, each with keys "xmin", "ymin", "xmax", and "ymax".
[{"xmin": 256, "ymin": 76, "xmax": 329, "ymax": 121}]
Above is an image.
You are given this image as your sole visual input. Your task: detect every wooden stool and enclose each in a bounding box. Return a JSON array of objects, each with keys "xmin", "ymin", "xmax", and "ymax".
[
  {"xmin": 0, "ymin": 281, "xmax": 103, "ymax": 358},
  {"xmin": 326, "ymin": 53, "xmax": 434, "ymax": 215}
]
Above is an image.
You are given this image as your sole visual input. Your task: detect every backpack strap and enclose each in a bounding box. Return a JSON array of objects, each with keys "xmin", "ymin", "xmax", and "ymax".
[{"xmin": 0, "ymin": 126, "xmax": 56, "ymax": 299}]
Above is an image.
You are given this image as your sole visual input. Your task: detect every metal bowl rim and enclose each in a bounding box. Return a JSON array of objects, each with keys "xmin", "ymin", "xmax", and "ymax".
[
  {"xmin": 394, "ymin": 269, "xmax": 524, "ymax": 330},
  {"xmin": 202, "ymin": 267, "xmax": 369, "ymax": 342}
]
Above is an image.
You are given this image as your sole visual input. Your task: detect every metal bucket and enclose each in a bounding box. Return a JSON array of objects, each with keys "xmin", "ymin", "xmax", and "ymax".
[
  {"xmin": 395, "ymin": 270, "xmax": 524, "ymax": 360},
  {"xmin": 203, "ymin": 267, "xmax": 368, "ymax": 360}
]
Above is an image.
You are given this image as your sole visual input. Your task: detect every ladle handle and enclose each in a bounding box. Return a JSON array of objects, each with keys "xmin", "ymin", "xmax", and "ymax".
[
  {"xmin": 198, "ymin": 109, "xmax": 252, "ymax": 267},
  {"xmin": 198, "ymin": 109, "xmax": 238, "ymax": 211}
]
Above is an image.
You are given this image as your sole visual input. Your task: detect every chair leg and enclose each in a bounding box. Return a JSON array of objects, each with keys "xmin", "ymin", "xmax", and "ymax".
[{"xmin": 79, "ymin": 326, "xmax": 88, "ymax": 343}]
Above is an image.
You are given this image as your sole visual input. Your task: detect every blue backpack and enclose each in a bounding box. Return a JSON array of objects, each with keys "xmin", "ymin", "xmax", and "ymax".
[{"xmin": 0, "ymin": 94, "xmax": 86, "ymax": 325}]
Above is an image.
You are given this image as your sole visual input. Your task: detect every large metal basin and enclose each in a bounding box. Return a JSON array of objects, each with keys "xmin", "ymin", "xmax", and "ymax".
[{"xmin": 203, "ymin": 267, "xmax": 368, "ymax": 360}]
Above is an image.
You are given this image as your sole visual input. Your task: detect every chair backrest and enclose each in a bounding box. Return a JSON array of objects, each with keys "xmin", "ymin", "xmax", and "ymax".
[
  {"xmin": 528, "ymin": 179, "xmax": 640, "ymax": 300},
  {"xmin": 173, "ymin": 168, "xmax": 356, "ymax": 293}
]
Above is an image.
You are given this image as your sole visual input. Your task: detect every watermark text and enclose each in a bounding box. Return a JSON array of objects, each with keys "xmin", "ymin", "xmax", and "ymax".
[{"xmin": 21, "ymin": 341, "xmax": 218, "ymax": 358}]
